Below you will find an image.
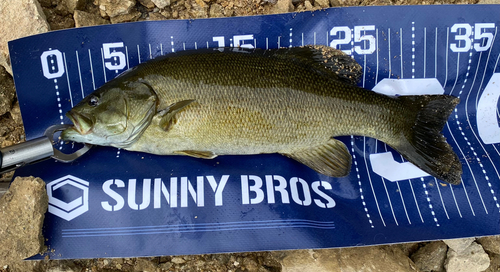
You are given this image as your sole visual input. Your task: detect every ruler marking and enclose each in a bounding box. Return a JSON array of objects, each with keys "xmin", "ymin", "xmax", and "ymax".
[
  {"xmin": 375, "ymin": 29, "xmax": 379, "ymax": 83},
  {"xmin": 388, "ymin": 28, "xmax": 392, "ymax": 77},
  {"xmin": 400, "ymin": 28, "xmax": 403, "ymax": 78},
  {"xmin": 100, "ymin": 48, "xmax": 107, "ymax": 83},
  {"xmin": 363, "ymin": 137, "xmax": 386, "ymax": 227},
  {"xmin": 412, "ymin": 22, "xmax": 415, "ymax": 79},
  {"xmin": 424, "ymin": 27, "xmax": 427, "ymax": 78},
  {"xmin": 137, "ymin": 45, "xmax": 141, "ymax": 64},
  {"xmin": 445, "ymin": 121, "xmax": 476, "ymax": 216},
  {"xmin": 125, "ymin": 46, "xmax": 129, "ymax": 70},
  {"xmin": 88, "ymin": 49, "xmax": 95, "ymax": 90},
  {"xmin": 62, "ymin": 52, "xmax": 74, "ymax": 107},
  {"xmin": 351, "ymin": 136, "xmax": 374, "ymax": 228},
  {"xmin": 435, "ymin": 27, "xmax": 438, "ymax": 78},
  {"xmin": 75, "ymin": 51, "xmax": 84, "ymax": 98},
  {"xmin": 435, "ymin": 178, "xmax": 450, "ymax": 219},
  {"xmin": 444, "ymin": 27, "xmax": 449, "ymax": 88}
]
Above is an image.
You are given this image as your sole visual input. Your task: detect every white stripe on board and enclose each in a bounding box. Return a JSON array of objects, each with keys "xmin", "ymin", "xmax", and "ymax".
[
  {"xmin": 422, "ymin": 178, "xmax": 439, "ymax": 226},
  {"xmin": 423, "ymin": 27, "xmax": 426, "ymax": 78},
  {"xmin": 400, "ymin": 28, "xmax": 404, "ymax": 78},
  {"xmin": 125, "ymin": 46, "xmax": 129, "ymax": 70},
  {"xmin": 412, "ymin": 22, "xmax": 415, "ymax": 78},
  {"xmin": 444, "ymin": 28, "xmax": 449, "ymax": 88},
  {"xmin": 375, "ymin": 29, "xmax": 379, "ymax": 83},
  {"xmin": 435, "ymin": 27, "xmax": 438, "ymax": 78},
  {"xmin": 137, "ymin": 44, "xmax": 141, "ymax": 63},
  {"xmin": 375, "ymin": 143, "xmax": 399, "ymax": 225},
  {"xmin": 88, "ymin": 50, "xmax": 96, "ymax": 90},
  {"xmin": 388, "ymin": 28, "xmax": 392, "ymax": 77},
  {"xmin": 100, "ymin": 48, "xmax": 107, "ymax": 83},
  {"xmin": 75, "ymin": 51, "xmax": 84, "ymax": 98},
  {"xmin": 62, "ymin": 53, "xmax": 74, "ymax": 107},
  {"xmin": 408, "ymin": 180, "xmax": 424, "ymax": 223},
  {"xmin": 363, "ymin": 137, "xmax": 386, "ymax": 227},
  {"xmin": 434, "ymin": 178, "xmax": 450, "ymax": 219},
  {"xmin": 351, "ymin": 136, "xmax": 374, "ymax": 228}
]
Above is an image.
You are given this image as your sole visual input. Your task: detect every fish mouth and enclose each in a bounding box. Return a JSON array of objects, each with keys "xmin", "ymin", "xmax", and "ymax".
[{"xmin": 66, "ymin": 110, "xmax": 93, "ymax": 135}]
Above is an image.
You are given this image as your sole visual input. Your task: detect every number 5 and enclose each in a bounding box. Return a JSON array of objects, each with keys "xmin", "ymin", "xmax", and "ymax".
[
  {"xmin": 354, "ymin": 25, "xmax": 376, "ymax": 55},
  {"xmin": 103, "ymin": 42, "xmax": 126, "ymax": 71},
  {"xmin": 474, "ymin": 23, "xmax": 495, "ymax": 52}
]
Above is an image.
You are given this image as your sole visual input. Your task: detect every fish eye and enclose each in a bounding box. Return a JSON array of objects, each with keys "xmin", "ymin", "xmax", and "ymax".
[{"xmin": 88, "ymin": 96, "xmax": 99, "ymax": 107}]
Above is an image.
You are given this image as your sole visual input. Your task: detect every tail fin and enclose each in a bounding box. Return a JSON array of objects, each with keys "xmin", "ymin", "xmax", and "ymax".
[{"xmin": 392, "ymin": 95, "xmax": 462, "ymax": 185}]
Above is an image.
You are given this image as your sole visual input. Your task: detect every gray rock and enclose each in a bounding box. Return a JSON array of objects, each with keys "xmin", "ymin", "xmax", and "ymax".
[
  {"xmin": 477, "ymin": 236, "xmax": 500, "ymax": 255},
  {"xmin": 410, "ymin": 241, "xmax": 447, "ymax": 272},
  {"xmin": 0, "ymin": 176, "xmax": 48, "ymax": 266},
  {"xmin": 331, "ymin": 0, "xmax": 360, "ymax": 6},
  {"xmin": 444, "ymin": 242, "xmax": 490, "ymax": 272},
  {"xmin": 444, "ymin": 238, "xmax": 475, "ymax": 253},
  {"xmin": 484, "ymin": 253, "xmax": 500, "ymax": 272},
  {"xmin": 139, "ymin": 0, "xmax": 157, "ymax": 8},
  {"xmin": 74, "ymin": 10, "xmax": 110, "ymax": 27},
  {"xmin": 147, "ymin": 12, "xmax": 167, "ymax": 20},
  {"xmin": 110, "ymin": 10, "xmax": 142, "ymax": 23},
  {"xmin": 171, "ymin": 257, "xmax": 186, "ymax": 264},
  {"xmin": 274, "ymin": 246, "xmax": 418, "ymax": 272},
  {"xmin": 209, "ymin": 3, "xmax": 224, "ymax": 18},
  {"xmin": 304, "ymin": 0, "xmax": 314, "ymax": 10},
  {"xmin": 151, "ymin": 0, "xmax": 171, "ymax": 8},
  {"xmin": 315, "ymin": 0, "xmax": 330, "ymax": 8},
  {"xmin": 478, "ymin": 0, "xmax": 500, "ymax": 3},
  {"xmin": 98, "ymin": 0, "xmax": 136, "ymax": 18},
  {"xmin": 271, "ymin": 0, "xmax": 294, "ymax": 13},
  {"xmin": 0, "ymin": 66, "xmax": 15, "ymax": 116},
  {"xmin": 0, "ymin": 0, "xmax": 50, "ymax": 75},
  {"xmin": 63, "ymin": 0, "xmax": 86, "ymax": 13}
]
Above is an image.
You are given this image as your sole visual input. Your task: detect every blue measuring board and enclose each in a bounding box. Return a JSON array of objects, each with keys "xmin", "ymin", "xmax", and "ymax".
[{"xmin": 8, "ymin": 4, "xmax": 500, "ymax": 259}]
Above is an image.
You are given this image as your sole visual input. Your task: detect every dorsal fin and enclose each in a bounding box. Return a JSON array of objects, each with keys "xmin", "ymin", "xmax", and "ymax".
[
  {"xmin": 265, "ymin": 45, "xmax": 363, "ymax": 85},
  {"xmin": 145, "ymin": 46, "xmax": 362, "ymax": 86}
]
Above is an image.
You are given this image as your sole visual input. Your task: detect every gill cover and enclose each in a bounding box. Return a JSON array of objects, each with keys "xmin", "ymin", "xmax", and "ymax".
[{"xmin": 62, "ymin": 81, "xmax": 157, "ymax": 148}]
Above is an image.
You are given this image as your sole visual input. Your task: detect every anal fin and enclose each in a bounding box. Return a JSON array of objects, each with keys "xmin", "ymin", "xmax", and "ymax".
[
  {"xmin": 175, "ymin": 150, "xmax": 217, "ymax": 159},
  {"xmin": 282, "ymin": 138, "xmax": 352, "ymax": 177}
]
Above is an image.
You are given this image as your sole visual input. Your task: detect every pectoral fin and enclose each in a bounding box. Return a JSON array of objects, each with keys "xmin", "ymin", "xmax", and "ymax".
[
  {"xmin": 157, "ymin": 99, "xmax": 195, "ymax": 131},
  {"xmin": 175, "ymin": 150, "xmax": 217, "ymax": 159},
  {"xmin": 282, "ymin": 138, "xmax": 352, "ymax": 177}
]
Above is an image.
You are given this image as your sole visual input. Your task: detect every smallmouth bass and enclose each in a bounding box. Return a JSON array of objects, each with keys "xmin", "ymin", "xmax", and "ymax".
[{"xmin": 61, "ymin": 46, "xmax": 462, "ymax": 185}]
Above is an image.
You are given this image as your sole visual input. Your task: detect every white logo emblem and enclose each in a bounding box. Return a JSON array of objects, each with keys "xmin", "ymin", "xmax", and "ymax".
[{"xmin": 46, "ymin": 175, "xmax": 89, "ymax": 221}]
